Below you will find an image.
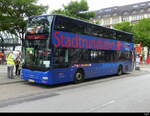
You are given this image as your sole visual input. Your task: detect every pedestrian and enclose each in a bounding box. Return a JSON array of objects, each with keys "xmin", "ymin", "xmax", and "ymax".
[
  {"xmin": 15, "ymin": 52, "xmax": 21, "ymax": 77},
  {"xmin": 135, "ymin": 54, "xmax": 140, "ymax": 70},
  {"xmin": 0, "ymin": 52, "xmax": 4, "ymax": 65},
  {"xmin": 6, "ymin": 51, "xmax": 15, "ymax": 79}
]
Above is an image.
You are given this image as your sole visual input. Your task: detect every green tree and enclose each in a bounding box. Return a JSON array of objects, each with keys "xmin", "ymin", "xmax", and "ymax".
[
  {"xmin": 0, "ymin": 0, "xmax": 48, "ymax": 39},
  {"xmin": 114, "ymin": 22, "xmax": 133, "ymax": 33},
  {"xmin": 133, "ymin": 18, "xmax": 150, "ymax": 57},
  {"xmin": 51, "ymin": 0, "xmax": 96, "ymax": 21}
]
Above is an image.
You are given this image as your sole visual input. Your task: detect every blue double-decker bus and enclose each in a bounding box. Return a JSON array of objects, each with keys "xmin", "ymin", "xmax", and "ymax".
[{"xmin": 22, "ymin": 14, "xmax": 134, "ymax": 85}]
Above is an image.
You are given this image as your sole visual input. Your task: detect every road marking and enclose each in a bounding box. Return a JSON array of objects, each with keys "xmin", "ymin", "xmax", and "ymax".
[
  {"xmin": 0, "ymin": 92, "xmax": 60, "ymax": 108},
  {"xmin": 88, "ymin": 100, "xmax": 115, "ymax": 112},
  {"xmin": 101, "ymin": 100, "xmax": 115, "ymax": 107}
]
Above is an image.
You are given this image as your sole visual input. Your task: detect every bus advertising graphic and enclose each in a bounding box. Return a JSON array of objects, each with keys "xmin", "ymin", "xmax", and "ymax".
[{"xmin": 53, "ymin": 31, "xmax": 133, "ymax": 51}]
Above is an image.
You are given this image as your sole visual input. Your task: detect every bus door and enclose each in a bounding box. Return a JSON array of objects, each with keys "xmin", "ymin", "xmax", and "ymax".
[
  {"xmin": 88, "ymin": 50, "xmax": 104, "ymax": 77},
  {"xmin": 52, "ymin": 48, "xmax": 72, "ymax": 83},
  {"xmin": 102, "ymin": 50, "xmax": 116, "ymax": 75}
]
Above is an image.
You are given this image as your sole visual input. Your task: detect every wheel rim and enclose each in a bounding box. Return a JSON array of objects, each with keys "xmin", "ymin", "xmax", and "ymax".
[{"xmin": 76, "ymin": 72, "xmax": 83, "ymax": 81}]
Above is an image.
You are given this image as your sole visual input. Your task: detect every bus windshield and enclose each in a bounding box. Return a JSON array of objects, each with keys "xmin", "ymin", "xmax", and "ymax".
[
  {"xmin": 23, "ymin": 39, "xmax": 51, "ymax": 68},
  {"xmin": 23, "ymin": 16, "xmax": 53, "ymax": 69}
]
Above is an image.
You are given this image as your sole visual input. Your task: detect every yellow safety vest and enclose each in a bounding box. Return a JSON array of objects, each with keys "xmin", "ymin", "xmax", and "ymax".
[{"xmin": 7, "ymin": 54, "xmax": 15, "ymax": 65}]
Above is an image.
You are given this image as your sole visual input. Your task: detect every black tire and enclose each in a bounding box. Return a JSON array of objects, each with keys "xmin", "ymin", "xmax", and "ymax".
[
  {"xmin": 117, "ymin": 65, "xmax": 123, "ymax": 76},
  {"xmin": 74, "ymin": 70, "xmax": 84, "ymax": 84}
]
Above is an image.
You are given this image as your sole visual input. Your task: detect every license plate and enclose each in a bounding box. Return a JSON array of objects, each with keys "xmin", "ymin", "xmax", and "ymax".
[{"xmin": 28, "ymin": 79, "xmax": 35, "ymax": 83}]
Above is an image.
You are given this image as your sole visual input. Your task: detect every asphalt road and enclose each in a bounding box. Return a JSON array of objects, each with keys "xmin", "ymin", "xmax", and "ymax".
[{"xmin": 0, "ymin": 69, "xmax": 149, "ymax": 112}]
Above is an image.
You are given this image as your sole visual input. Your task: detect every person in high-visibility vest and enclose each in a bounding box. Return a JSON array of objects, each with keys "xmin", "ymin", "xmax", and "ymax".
[{"xmin": 7, "ymin": 51, "xmax": 15, "ymax": 79}]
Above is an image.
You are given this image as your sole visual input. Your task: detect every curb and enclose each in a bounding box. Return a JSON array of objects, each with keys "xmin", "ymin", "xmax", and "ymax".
[{"xmin": 0, "ymin": 79, "xmax": 24, "ymax": 86}]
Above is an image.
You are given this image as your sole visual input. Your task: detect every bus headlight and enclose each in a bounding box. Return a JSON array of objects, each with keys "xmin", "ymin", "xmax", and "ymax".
[{"xmin": 42, "ymin": 77, "xmax": 48, "ymax": 80}]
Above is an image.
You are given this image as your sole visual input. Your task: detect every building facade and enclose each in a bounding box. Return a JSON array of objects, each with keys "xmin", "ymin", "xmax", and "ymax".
[
  {"xmin": 93, "ymin": 1, "xmax": 150, "ymax": 28},
  {"xmin": 0, "ymin": 31, "xmax": 21, "ymax": 51}
]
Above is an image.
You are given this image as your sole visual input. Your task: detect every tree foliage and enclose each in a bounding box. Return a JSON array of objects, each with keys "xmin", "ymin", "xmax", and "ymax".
[
  {"xmin": 114, "ymin": 19, "xmax": 150, "ymax": 48},
  {"xmin": 114, "ymin": 22, "xmax": 133, "ymax": 33},
  {"xmin": 51, "ymin": 0, "xmax": 96, "ymax": 21},
  {"xmin": 133, "ymin": 18, "xmax": 150, "ymax": 48},
  {"xmin": 114, "ymin": 19, "xmax": 150, "ymax": 56},
  {"xmin": 0, "ymin": 0, "xmax": 48, "ymax": 39}
]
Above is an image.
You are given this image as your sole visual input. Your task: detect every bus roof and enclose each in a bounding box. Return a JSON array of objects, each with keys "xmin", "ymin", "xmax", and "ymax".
[{"xmin": 30, "ymin": 14, "xmax": 133, "ymax": 36}]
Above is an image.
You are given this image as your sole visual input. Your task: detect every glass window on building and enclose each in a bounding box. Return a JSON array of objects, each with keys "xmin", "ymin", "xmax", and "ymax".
[
  {"xmin": 113, "ymin": 13, "xmax": 118, "ymax": 17},
  {"xmin": 147, "ymin": 13, "xmax": 150, "ymax": 18},
  {"xmin": 133, "ymin": 5, "xmax": 139, "ymax": 8},
  {"xmin": 123, "ymin": 11, "xmax": 129, "ymax": 16},
  {"xmin": 140, "ymin": 9, "xmax": 145, "ymax": 13},
  {"xmin": 132, "ymin": 15, "xmax": 138, "ymax": 21},
  {"xmin": 132, "ymin": 10, "xmax": 137, "ymax": 15},
  {"xmin": 132, "ymin": 15, "xmax": 145, "ymax": 21},
  {"xmin": 122, "ymin": 16, "xmax": 129, "ymax": 22},
  {"xmin": 147, "ymin": 8, "xmax": 150, "ymax": 12},
  {"xmin": 103, "ymin": 18, "xmax": 111, "ymax": 25},
  {"xmin": 139, "ymin": 15, "xmax": 145, "ymax": 20},
  {"xmin": 112, "ymin": 17, "xmax": 120, "ymax": 24}
]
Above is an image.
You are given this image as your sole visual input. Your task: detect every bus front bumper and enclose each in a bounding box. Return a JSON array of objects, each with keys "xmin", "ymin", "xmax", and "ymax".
[{"xmin": 21, "ymin": 69, "xmax": 52, "ymax": 85}]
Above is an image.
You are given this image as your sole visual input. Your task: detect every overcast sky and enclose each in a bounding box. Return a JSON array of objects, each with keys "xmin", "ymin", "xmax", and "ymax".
[{"xmin": 37, "ymin": 0, "xmax": 150, "ymax": 13}]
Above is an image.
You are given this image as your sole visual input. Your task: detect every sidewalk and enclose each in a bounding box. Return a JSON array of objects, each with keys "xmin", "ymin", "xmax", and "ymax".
[
  {"xmin": 139, "ymin": 64, "xmax": 150, "ymax": 72},
  {"xmin": 0, "ymin": 65, "xmax": 24, "ymax": 85}
]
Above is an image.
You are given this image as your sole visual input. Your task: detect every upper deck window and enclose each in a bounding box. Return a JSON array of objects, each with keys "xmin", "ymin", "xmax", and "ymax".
[{"xmin": 27, "ymin": 16, "xmax": 53, "ymax": 35}]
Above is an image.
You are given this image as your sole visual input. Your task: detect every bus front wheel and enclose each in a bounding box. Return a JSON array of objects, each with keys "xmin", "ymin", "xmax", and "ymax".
[
  {"xmin": 117, "ymin": 65, "xmax": 123, "ymax": 76},
  {"xmin": 74, "ymin": 70, "xmax": 84, "ymax": 84}
]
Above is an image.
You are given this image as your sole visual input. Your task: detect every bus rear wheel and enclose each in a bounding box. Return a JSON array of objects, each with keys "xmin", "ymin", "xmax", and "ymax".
[
  {"xmin": 117, "ymin": 65, "xmax": 123, "ymax": 76},
  {"xmin": 74, "ymin": 70, "xmax": 84, "ymax": 84}
]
